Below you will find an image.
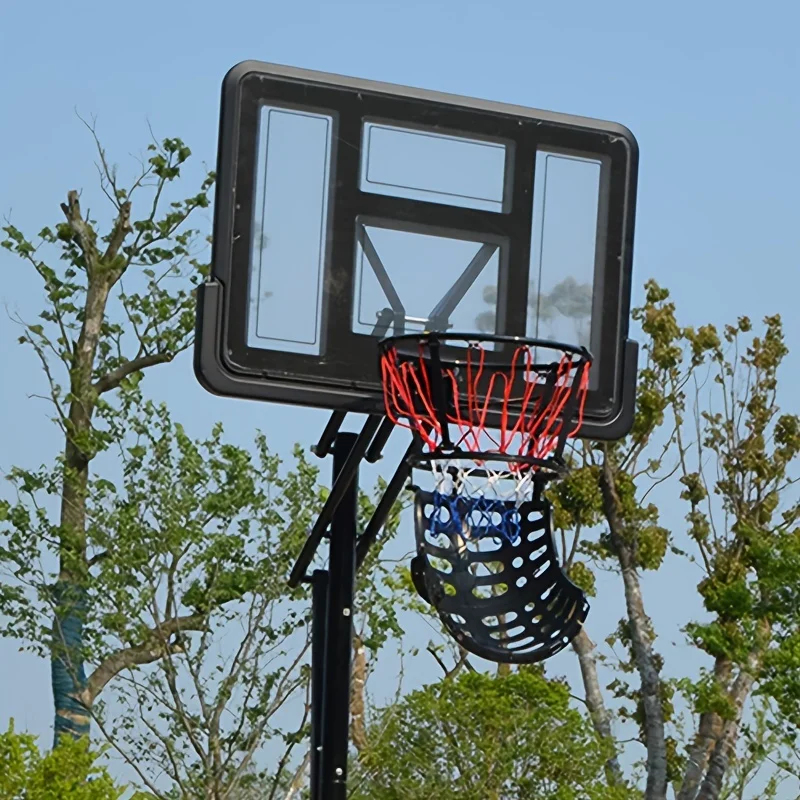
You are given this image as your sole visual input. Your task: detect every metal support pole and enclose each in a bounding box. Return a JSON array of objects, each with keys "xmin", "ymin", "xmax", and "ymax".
[
  {"xmin": 309, "ymin": 570, "xmax": 329, "ymax": 800},
  {"xmin": 320, "ymin": 432, "xmax": 358, "ymax": 799}
]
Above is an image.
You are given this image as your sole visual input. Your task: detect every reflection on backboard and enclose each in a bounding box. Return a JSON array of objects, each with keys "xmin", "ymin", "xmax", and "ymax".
[{"xmin": 195, "ymin": 62, "xmax": 639, "ymax": 439}]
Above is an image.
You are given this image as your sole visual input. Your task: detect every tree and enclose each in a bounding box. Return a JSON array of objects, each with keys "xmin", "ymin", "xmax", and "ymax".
[
  {"xmin": 1, "ymin": 124, "xmax": 214, "ymax": 744},
  {"xmin": 547, "ymin": 283, "xmax": 800, "ymax": 800},
  {"xmin": 2, "ymin": 392, "xmax": 405, "ymax": 797},
  {"xmin": 0, "ymin": 719, "xmax": 144, "ymax": 799},
  {"xmin": 671, "ymin": 312, "xmax": 800, "ymax": 799},
  {"xmin": 84, "ymin": 402, "xmax": 403, "ymax": 797},
  {"xmin": 67, "ymin": 398, "xmax": 322, "ymax": 797},
  {"xmin": 0, "ymin": 126, "xmax": 405, "ymax": 798},
  {"xmin": 351, "ymin": 668, "xmax": 633, "ymax": 800},
  {"xmin": 436, "ymin": 280, "xmax": 800, "ymax": 799},
  {"xmin": 5, "ymin": 118, "xmax": 798, "ymax": 800}
]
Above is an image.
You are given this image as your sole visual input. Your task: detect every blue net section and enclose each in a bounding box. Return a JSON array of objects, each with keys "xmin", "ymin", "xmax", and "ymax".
[{"xmin": 430, "ymin": 491, "xmax": 522, "ymax": 544}]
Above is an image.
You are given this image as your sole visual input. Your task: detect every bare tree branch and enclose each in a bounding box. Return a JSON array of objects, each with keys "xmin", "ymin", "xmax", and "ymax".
[
  {"xmin": 84, "ymin": 613, "xmax": 207, "ymax": 704},
  {"xmin": 93, "ymin": 352, "xmax": 173, "ymax": 394},
  {"xmin": 572, "ymin": 628, "xmax": 625, "ymax": 786},
  {"xmin": 60, "ymin": 190, "xmax": 99, "ymax": 274},
  {"xmin": 103, "ymin": 199, "xmax": 132, "ymax": 265},
  {"xmin": 600, "ymin": 446, "xmax": 668, "ymax": 800}
]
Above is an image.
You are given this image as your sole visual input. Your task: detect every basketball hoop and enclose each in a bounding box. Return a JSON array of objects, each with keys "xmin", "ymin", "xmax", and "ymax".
[
  {"xmin": 380, "ymin": 332, "xmax": 592, "ymax": 663},
  {"xmin": 380, "ymin": 332, "xmax": 591, "ymax": 474}
]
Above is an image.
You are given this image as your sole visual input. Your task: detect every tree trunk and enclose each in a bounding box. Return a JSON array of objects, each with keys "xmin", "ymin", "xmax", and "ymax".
[
  {"xmin": 53, "ymin": 378, "xmax": 97, "ymax": 743},
  {"xmin": 600, "ymin": 449, "xmax": 668, "ymax": 800},
  {"xmin": 52, "ymin": 193, "xmax": 113, "ymax": 743},
  {"xmin": 696, "ymin": 642, "xmax": 762, "ymax": 800},
  {"xmin": 350, "ymin": 635, "xmax": 368, "ymax": 752},
  {"xmin": 676, "ymin": 658, "xmax": 731, "ymax": 800},
  {"xmin": 51, "ymin": 581, "xmax": 90, "ymax": 741},
  {"xmin": 695, "ymin": 677, "xmax": 753, "ymax": 800},
  {"xmin": 572, "ymin": 628, "xmax": 624, "ymax": 785}
]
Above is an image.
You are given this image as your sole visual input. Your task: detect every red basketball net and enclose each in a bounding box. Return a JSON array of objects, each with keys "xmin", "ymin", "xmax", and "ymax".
[{"xmin": 380, "ymin": 340, "xmax": 590, "ymax": 471}]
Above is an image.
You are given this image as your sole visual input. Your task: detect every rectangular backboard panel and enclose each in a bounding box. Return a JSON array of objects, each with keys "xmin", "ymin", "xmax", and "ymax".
[{"xmin": 195, "ymin": 61, "xmax": 639, "ymax": 439}]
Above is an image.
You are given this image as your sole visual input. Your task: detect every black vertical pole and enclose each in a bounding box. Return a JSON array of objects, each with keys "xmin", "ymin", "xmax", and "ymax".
[
  {"xmin": 309, "ymin": 570, "xmax": 329, "ymax": 800},
  {"xmin": 320, "ymin": 432, "xmax": 359, "ymax": 799}
]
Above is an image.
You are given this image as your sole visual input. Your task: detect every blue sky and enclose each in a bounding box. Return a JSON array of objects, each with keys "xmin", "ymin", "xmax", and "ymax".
[{"xmin": 1, "ymin": 0, "xmax": 799, "ymax": 790}]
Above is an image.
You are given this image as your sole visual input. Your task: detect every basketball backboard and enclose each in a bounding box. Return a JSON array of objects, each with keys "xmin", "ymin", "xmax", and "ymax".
[{"xmin": 195, "ymin": 61, "xmax": 639, "ymax": 439}]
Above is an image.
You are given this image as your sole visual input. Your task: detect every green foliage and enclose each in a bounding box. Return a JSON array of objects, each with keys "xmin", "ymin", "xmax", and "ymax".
[
  {"xmin": 676, "ymin": 670, "xmax": 736, "ymax": 721},
  {"xmin": 1, "ymin": 127, "xmax": 220, "ymax": 742},
  {"xmin": 0, "ymin": 124, "xmax": 412, "ymax": 796},
  {"xmin": 552, "ymin": 282, "xmax": 690, "ymax": 581},
  {"xmin": 1, "ymin": 133, "xmax": 214, "ymax": 439},
  {"xmin": 720, "ymin": 700, "xmax": 789, "ymax": 799},
  {"xmin": 543, "ymin": 281, "xmax": 800, "ymax": 795},
  {"xmin": 0, "ymin": 721, "xmax": 145, "ymax": 799},
  {"xmin": 1, "ymin": 388, "xmax": 407, "ymax": 794},
  {"xmin": 550, "ymin": 465, "xmax": 603, "ymax": 532},
  {"xmin": 354, "ymin": 480, "xmax": 408, "ymax": 653},
  {"xmin": 674, "ymin": 312, "xmax": 800, "ymax": 708},
  {"xmin": 353, "ymin": 670, "xmax": 634, "ymax": 800},
  {"xmin": 1, "ymin": 128, "xmax": 216, "ymax": 737},
  {"xmin": 4, "ymin": 108, "xmax": 798, "ymax": 800},
  {"xmin": 567, "ymin": 560, "xmax": 597, "ymax": 597}
]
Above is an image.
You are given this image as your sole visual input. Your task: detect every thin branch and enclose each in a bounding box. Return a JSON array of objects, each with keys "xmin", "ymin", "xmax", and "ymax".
[
  {"xmin": 91, "ymin": 712, "xmax": 167, "ymax": 798},
  {"xmin": 267, "ymin": 705, "xmax": 311, "ymax": 800},
  {"xmin": 427, "ymin": 644, "xmax": 474, "ymax": 679},
  {"xmin": 566, "ymin": 522, "xmax": 581, "ymax": 570},
  {"xmin": 77, "ymin": 112, "xmax": 123, "ymax": 212},
  {"xmin": 87, "ymin": 551, "xmax": 109, "ymax": 568},
  {"xmin": 4, "ymin": 244, "xmax": 77, "ymax": 367},
  {"xmin": 11, "ymin": 314, "xmax": 69, "ymax": 425}
]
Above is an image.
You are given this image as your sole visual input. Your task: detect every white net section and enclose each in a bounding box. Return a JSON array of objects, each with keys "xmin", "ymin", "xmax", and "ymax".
[{"xmin": 430, "ymin": 458, "xmax": 537, "ymax": 508}]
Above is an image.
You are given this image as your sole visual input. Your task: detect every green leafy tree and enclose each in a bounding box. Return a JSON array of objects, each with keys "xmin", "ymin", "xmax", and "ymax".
[
  {"xmin": 6, "ymin": 116, "xmax": 798, "ymax": 800},
  {"xmin": 670, "ymin": 312, "xmax": 800, "ymax": 799},
  {"xmin": 351, "ymin": 668, "xmax": 634, "ymax": 800},
  {"xmin": 717, "ymin": 699, "xmax": 787, "ymax": 800},
  {"xmin": 545, "ymin": 282, "xmax": 800, "ymax": 800},
  {"xmin": 1, "ymin": 360, "xmax": 405, "ymax": 798},
  {"xmin": 1, "ymin": 124, "xmax": 214, "ymax": 744},
  {"xmin": 0, "ymin": 720, "xmax": 145, "ymax": 799},
  {"xmin": 0, "ymin": 127, "xmax": 408, "ymax": 798},
  {"xmin": 69, "ymin": 397, "xmax": 324, "ymax": 797}
]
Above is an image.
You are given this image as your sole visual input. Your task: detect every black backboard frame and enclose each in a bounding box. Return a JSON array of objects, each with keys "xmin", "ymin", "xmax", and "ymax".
[{"xmin": 195, "ymin": 61, "xmax": 639, "ymax": 439}]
